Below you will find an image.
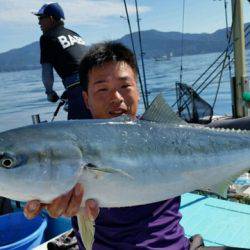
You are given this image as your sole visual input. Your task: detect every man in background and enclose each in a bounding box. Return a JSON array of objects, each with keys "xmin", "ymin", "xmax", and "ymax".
[{"xmin": 33, "ymin": 2, "xmax": 91, "ymax": 119}]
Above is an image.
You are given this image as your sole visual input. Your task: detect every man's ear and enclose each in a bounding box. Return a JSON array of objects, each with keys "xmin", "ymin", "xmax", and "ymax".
[
  {"xmin": 82, "ymin": 91, "xmax": 89, "ymax": 109},
  {"xmin": 49, "ymin": 16, "xmax": 54, "ymax": 23}
]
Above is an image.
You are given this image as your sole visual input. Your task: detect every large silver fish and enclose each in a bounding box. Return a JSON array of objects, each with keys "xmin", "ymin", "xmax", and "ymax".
[
  {"xmin": 1, "ymin": 94, "xmax": 250, "ymax": 250},
  {"xmin": 0, "ymin": 95, "xmax": 249, "ymax": 206}
]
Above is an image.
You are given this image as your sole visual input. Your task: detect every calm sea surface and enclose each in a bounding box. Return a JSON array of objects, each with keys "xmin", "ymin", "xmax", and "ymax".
[{"xmin": 0, "ymin": 50, "xmax": 250, "ymax": 132}]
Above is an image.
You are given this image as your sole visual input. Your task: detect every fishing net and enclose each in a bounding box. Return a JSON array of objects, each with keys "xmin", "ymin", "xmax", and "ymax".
[{"xmin": 175, "ymin": 82, "xmax": 213, "ymax": 124}]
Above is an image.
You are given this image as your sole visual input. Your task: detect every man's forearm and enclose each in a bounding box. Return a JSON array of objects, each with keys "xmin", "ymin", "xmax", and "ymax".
[
  {"xmin": 42, "ymin": 63, "xmax": 54, "ymax": 94},
  {"xmin": 42, "ymin": 63, "xmax": 59, "ymax": 102}
]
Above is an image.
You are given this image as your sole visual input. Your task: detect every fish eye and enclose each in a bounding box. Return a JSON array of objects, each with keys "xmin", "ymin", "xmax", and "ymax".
[
  {"xmin": 0, "ymin": 153, "xmax": 17, "ymax": 169},
  {"xmin": 1, "ymin": 158, "xmax": 14, "ymax": 168}
]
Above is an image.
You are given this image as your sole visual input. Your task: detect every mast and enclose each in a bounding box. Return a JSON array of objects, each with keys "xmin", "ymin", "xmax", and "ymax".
[{"xmin": 231, "ymin": 0, "xmax": 249, "ymax": 117}]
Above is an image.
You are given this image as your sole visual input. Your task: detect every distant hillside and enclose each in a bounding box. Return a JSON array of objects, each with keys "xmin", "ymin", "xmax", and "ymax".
[
  {"xmin": 0, "ymin": 42, "xmax": 40, "ymax": 72},
  {"xmin": 118, "ymin": 29, "xmax": 228, "ymax": 58},
  {"xmin": 0, "ymin": 26, "xmax": 248, "ymax": 72}
]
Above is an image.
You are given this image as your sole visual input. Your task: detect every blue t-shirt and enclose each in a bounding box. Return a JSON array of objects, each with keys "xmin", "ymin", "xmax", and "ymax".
[{"xmin": 72, "ymin": 196, "xmax": 189, "ymax": 249}]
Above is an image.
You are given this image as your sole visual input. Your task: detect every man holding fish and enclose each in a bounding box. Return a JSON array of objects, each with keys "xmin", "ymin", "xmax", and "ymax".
[{"xmin": 24, "ymin": 41, "xmax": 190, "ymax": 249}]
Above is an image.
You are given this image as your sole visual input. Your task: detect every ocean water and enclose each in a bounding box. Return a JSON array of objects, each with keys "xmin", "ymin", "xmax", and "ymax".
[{"xmin": 0, "ymin": 50, "xmax": 249, "ymax": 132}]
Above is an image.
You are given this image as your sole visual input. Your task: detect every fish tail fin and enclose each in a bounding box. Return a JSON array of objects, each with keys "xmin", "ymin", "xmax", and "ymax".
[
  {"xmin": 200, "ymin": 169, "xmax": 250, "ymax": 198},
  {"xmin": 77, "ymin": 209, "xmax": 95, "ymax": 250}
]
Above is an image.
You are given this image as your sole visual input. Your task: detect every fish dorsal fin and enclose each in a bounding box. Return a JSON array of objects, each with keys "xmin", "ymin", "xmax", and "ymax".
[{"xmin": 141, "ymin": 94, "xmax": 186, "ymax": 125}]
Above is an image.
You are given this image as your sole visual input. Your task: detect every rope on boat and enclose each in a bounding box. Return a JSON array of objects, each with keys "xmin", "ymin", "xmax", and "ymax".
[
  {"xmin": 243, "ymin": 22, "xmax": 250, "ymax": 47},
  {"xmin": 172, "ymin": 0, "xmax": 238, "ymax": 112},
  {"xmin": 134, "ymin": 0, "xmax": 149, "ymax": 108},
  {"xmin": 179, "ymin": 0, "xmax": 186, "ymax": 84},
  {"xmin": 122, "ymin": 0, "xmax": 148, "ymax": 110},
  {"xmin": 224, "ymin": 0, "xmax": 233, "ymax": 82}
]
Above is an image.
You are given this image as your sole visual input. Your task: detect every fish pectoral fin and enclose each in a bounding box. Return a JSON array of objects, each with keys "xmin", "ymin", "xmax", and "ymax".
[
  {"xmin": 85, "ymin": 163, "xmax": 133, "ymax": 179},
  {"xmin": 77, "ymin": 210, "xmax": 95, "ymax": 250},
  {"xmin": 140, "ymin": 93, "xmax": 186, "ymax": 125}
]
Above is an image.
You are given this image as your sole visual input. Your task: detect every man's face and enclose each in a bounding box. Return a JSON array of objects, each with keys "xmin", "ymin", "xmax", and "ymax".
[
  {"xmin": 83, "ymin": 61, "xmax": 139, "ymax": 119},
  {"xmin": 38, "ymin": 16, "xmax": 54, "ymax": 33}
]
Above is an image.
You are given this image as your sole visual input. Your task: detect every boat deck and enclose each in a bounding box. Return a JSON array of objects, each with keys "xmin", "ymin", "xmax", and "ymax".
[
  {"xmin": 180, "ymin": 193, "xmax": 250, "ymax": 248},
  {"xmin": 35, "ymin": 193, "xmax": 250, "ymax": 249}
]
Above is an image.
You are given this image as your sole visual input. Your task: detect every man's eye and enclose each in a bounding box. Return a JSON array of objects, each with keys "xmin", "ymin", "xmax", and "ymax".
[
  {"xmin": 121, "ymin": 84, "xmax": 131, "ymax": 89},
  {"xmin": 97, "ymin": 88, "xmax": 108, "ymax": 92}
]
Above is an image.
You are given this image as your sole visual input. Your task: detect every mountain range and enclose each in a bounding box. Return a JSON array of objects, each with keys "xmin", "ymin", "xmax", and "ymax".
[{"xmin": 0, "ymin": 26, "xmax": 247, "ymax": 72}]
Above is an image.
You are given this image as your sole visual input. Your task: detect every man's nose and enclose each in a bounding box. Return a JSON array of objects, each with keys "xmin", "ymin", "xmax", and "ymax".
[{"xmin": 110, "ymin": 90, "xmax": 124, "ymax": 104}]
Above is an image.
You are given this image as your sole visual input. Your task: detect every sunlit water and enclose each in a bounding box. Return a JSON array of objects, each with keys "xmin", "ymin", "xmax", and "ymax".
[{"xmin": 0, "ymin": 50, "xmax": 250, "ymax": 132}]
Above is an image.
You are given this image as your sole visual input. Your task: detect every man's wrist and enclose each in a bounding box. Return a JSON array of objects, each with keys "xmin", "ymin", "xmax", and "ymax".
[
  {"xmin": 45, "ymin": 89, "xmax": 54, "ymax": 95},
  {"xmin": 46, "ymin": 90, "xmax": 59, "ymax": 102}
]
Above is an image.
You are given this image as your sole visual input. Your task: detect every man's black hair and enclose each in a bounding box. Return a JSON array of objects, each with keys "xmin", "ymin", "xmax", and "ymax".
[
  {"xmin": 52, "ymin": 18, "xmax": 64, "ymax": 25},
  {"xmin": 79, "ymin": 41, "xmax": 137, "ymax": 91}
]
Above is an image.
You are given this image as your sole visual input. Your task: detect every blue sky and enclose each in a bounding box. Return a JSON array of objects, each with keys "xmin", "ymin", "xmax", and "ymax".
[{"xmin": 1, "ymin": 0, "xmax": 250, "ymax": 53}]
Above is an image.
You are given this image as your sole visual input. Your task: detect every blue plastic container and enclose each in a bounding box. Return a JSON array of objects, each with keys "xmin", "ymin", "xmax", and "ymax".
[
  {"xmin": 44, "ymin": 212, "xmax": 72, "ymax": 241},
  {"xmin": 0, "ymin": 211, "xmax": 47, "ymax": 250}
]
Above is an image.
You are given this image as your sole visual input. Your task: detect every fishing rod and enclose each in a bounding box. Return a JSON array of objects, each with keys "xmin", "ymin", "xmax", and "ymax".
[
  {"xmin": 51, "ymin": 91, "xmax": 68, "ymax": 122},
  {"xmin": 31, "ymin": 91, "xmax": 68, "ymax": 124}
]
